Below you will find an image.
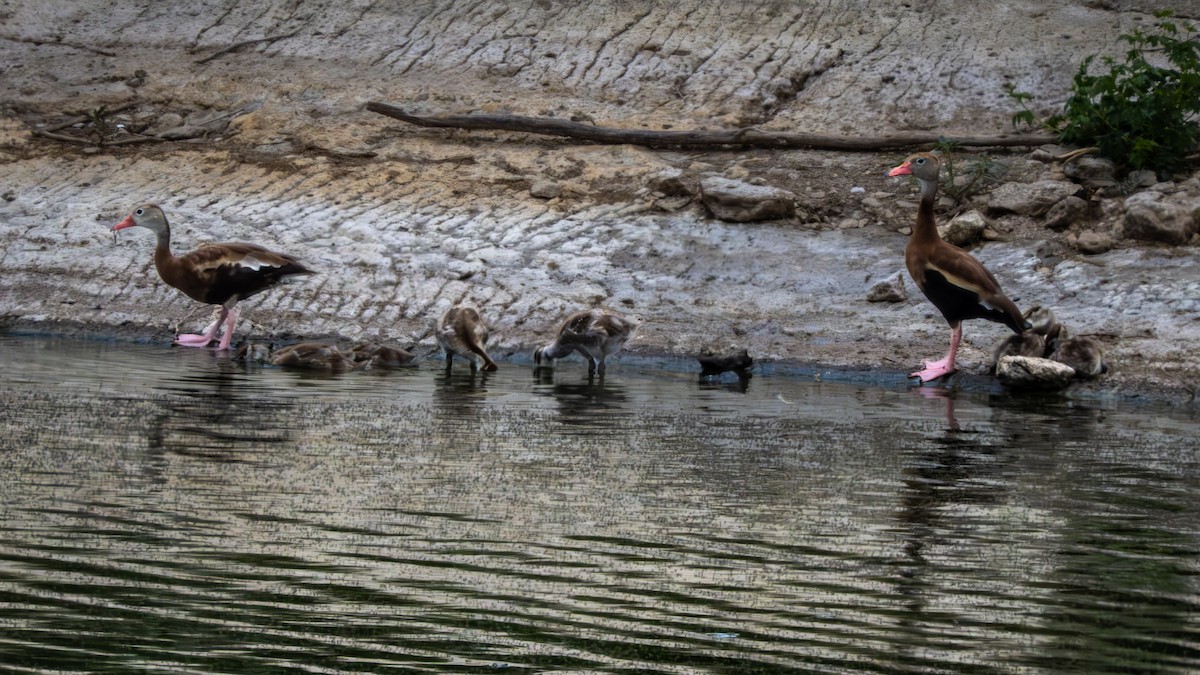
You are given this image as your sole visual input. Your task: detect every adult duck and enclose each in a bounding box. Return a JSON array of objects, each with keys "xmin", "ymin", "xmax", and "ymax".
[
  {"xmin": 888, "ymin": 153, "xmax": 1029, "ymax": 382},
  {"xmin": 436, "ymin": 305, "xmax": 498, "ymax": 372},
  {"xmin": 534, "ymin": 308, "xmax": 640, "ymax": 376},
  {"xmin": 112, "ymin": 204, "xmax": 313, "ymax": 350}
]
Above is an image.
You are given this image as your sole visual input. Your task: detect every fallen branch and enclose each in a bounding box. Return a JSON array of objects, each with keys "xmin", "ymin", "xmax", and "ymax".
[
  {"xmin": 194, "ymin": 29, "xmax": 301, "ymax": 64},
  {"xmin": 366, "ymin": 102, "xmax": 1058, "ymax": 151}
]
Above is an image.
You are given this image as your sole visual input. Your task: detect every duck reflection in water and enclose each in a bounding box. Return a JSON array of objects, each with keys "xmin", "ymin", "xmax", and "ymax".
[
  {"xmin": 148, "ymin": 349, "xmax": 295, "ymax": 465},
  {"xmin": 532, "ymin": 367, "xmax": 629, "ymax": 427},
  {"xmin": 432, "ymin": 366, "xmax": 495, "ymax": 417},
  {"xmin": 890, "ymin": 386, "xmax": 1012, "ymax": 641}
]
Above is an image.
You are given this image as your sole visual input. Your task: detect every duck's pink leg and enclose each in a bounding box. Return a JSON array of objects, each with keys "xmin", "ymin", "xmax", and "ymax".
[
  {"xmin": 215, "ymin": 308, "xmax": 239, "ymax": 351},
  {"xmin": 911, "ymin": 325, "xmax": 962, "ymax": 383},
  {"xmin": 175, "ymin": 307, "xmax": 226, "ymax": 347}
]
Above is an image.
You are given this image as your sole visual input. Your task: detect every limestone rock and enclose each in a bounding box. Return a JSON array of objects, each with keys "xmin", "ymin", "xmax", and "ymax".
[
  {"xmin": 1068, "ymin": 230, "xmax": 1116, "ymax": 255},
  {"xmin": 530, "ymin": 179, "xmax": 562, "ymax": 199},
  {"xmin": 1121, "ymin": 191, "xmax": 1197, "ymax": 245},
  {"xmin": 1044, "ymin": 195, "xmax": 1088, "ymax": 231},
  {"xmin": 1063, "ymin": 155, "xmax": 1117, "ymax": 188},
  {"xmin": 866, "ymin": 275, "xmax": 907, "ymax": 303},
  {"xmin": 700, "ymin": 177, "xmax": 796, "ymax": 222},
  {"xmin": 938, "ymin": 210, "xmax": 986, "ymax": 247},
  {"xmin": 995, "ymin": 355, "xmax": 1076, "ymax": 390},
  {"xmin": 988, "ymin": 180, "xmax": 1081, "ymax": 217}
]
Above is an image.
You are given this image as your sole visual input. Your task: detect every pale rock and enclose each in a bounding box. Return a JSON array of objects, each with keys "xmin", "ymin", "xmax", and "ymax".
[
  {"xmin": 938, "ymin": 209, "xmax": 986, "ymax": 247},
  {"xmin": 1068, "ymin": 230, "xmax": 1116, "ymax": 255},
  {"xmin": 1044, "ymin": 195, "xmax": 1088, "ymax": 231},
  {"xmin": 1121, "ymin": 191, "xmax": 1197, "ymax": 245},
  {"xmin": 530, "ymin": 180, "xmax": 562, "ymax": 199},
  {"xmin": 1063, "ymin": 155, "xmax": 1117, "ymax": 187},
  {"xmin": 866, "ymin": 275, "xmax": 907, "ymax": 303},
  {"xmin": 988, "ymin": 180, "xmax": 1081, "ymax": 217},
  {"xmin": 995, "ymin": 355, "xmax": 1076, "ymax": 390},
  {"xmin": 699, "ymin": 176, "xmax": 796, "ymax": 222}
]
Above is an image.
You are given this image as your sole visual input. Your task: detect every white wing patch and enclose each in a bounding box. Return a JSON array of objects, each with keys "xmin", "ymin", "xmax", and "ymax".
[{"xmin": 236, "ymin": 255, "xmax": 280, "ymax": 271}]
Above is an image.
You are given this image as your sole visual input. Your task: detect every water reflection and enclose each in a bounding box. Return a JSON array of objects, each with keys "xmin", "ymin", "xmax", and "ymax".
[
  {"xmin": 147, "ymin": 351, "xmax": 295, "ymax": 463},
  {"xmin": 1, "ymin": 335, "xmax": 1200, "ymax": 673},
  {"xmin": 531, "ymin": 367, "xmax": 629, "ymax": 427}
]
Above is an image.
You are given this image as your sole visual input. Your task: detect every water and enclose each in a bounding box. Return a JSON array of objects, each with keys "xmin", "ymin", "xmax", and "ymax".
[{"xmin": 1, "ymin": 334, "xmax": 1199, "ymax": 673}]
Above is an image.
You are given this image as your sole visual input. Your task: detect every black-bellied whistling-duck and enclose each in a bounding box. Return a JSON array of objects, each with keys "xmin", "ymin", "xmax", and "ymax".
[
  {"xmin": 888, "ymin": 153, "xmax": 1029, "ymax": 382},
  {"xmin": 436, "ymin": 305, "xmax": 498, "ymax": 372},
  {"xmin": 534, "ymin": 308, "xmax": 640, "ymax": 376},
  {"xmin": 112, "ymin": 204, "xmax": 313, "ymax": 350}
]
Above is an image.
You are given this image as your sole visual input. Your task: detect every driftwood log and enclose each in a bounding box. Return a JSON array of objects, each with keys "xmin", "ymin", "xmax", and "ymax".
[{"xmin": 367, "ymin": 101, "xmax": 1057, "ymax": 151}]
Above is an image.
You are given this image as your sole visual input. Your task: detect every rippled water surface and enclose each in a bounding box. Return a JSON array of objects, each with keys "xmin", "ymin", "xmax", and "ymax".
[{"xmin": 2, "ymin": 334, "xmax": 1199, "ymax": 673}]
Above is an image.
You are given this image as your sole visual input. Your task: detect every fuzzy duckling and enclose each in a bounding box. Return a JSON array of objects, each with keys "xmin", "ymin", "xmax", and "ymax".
[
  {"xmin": 269, "ymin": 342, "xmax": 355, "ymax": 371},
  {"xmin": 1023, "ymin": 305, "xmax": 1060, "ymax": 337},
  {"xmin": 436, "ymin": 305, "xmax": 498, "ymax": 372},
  {"xmin": 350, "ymin": 342, "xmax": 416, "ymax": 369},
  {"xmin": 534, "ymin": 308, "xmax": 640, "ymax": 376},
  {"xmin": 990, "ymin": 332, "xmax": 1046, "ymax": 373},
  {"xmin": 1048, "ymin": 326, "xmax": 1107, "ymax": 379}
]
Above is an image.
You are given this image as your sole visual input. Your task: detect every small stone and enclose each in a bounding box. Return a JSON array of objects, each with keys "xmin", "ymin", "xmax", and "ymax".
[
  {"xmin": 1044, "ymin": 195, "xmax": 1089, "ymax": 231},
  {"xmin": 866, "ymin": 275, "xmax": 907, "ymax": 303},
  {"xmin": 938, "ymin": 210, "xmax": 987, "ymax": 247},
  {"xmin": 1070, "ymin": 230, "xmax": 1116, "ymax": 255},
  {"xmin": 1127, "ymin": 169, "xmax": 1158, "ymax": 188},
  {"xmin": 530, "ymin": 179, "xmax": 562, "ymax": 199},
  {"xmin": 988, "ymin": 180, "xmax": 1082, "ymax": 217},
  {"xmin": 699, "ymin": 176, "xmax": 796, "ymax": 222},
  {"xmin": 995, "ymin": 355, "xmax": 1076, "ymax": 390}
]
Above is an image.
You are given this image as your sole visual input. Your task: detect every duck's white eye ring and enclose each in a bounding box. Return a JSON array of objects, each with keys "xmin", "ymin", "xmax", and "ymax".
[
  {"xmin": 915, "ymin": 158, "xmax": 926, "ymax": 164},
  {"xmin": 135, "ymin": 208, "xmax": 144, "ymax": 215}
]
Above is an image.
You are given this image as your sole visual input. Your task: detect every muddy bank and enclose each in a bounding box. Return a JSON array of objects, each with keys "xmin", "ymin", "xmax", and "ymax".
[{"xmin": 1, "ymin": 1, "xmax": 1198, "ymax": 401}]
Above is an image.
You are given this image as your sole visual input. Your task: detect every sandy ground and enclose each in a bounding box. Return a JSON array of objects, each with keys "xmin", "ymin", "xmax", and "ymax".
[{"xmin": 1, "ymin": 1, "xmax": 1198, "ymax": 401}]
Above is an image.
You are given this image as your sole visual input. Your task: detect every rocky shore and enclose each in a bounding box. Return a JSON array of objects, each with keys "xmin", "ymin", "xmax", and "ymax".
[{"xmin": 1, "ymin": 1, "xmax": 1197, "ymax": 401}]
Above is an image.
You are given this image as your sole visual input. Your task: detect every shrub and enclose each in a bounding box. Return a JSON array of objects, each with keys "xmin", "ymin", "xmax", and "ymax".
[{"xmin": 1008, "ymin": 10, "xmax": 1199, "ymax": 175}]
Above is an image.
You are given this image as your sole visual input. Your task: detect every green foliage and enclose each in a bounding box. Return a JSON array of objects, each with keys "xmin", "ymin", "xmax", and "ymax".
[
  {"xmin": 933, "ymin": 140, "xmax": 1009, "ymax": 208},
  {"xmin": 1007, "ymin": 10, "xmax": 1200, "ymax": 175},
  {"xmin": 86, "ymin": 105, "xmax": 116, "ymax": 145}
]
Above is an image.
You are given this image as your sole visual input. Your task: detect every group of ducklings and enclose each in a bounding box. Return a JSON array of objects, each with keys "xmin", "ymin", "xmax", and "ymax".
[
  {"xmin": 238, "ymin": 305, "xmax": 646, "ymax": 376},
  {"xmin": 990, "ymin": 305, "xmax": 1107, "ymax": 379}
]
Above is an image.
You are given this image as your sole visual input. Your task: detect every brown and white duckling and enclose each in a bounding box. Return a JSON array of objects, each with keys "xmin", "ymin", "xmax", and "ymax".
[
  {"xmin": 269, "ymin": 342, "xmax": 355, "ymax": 371},
  {"xmin": 990, "ymin": 332, "xmax": 1046, "ymax": 373},
  {"xmin": 1023, "ymin": 305, "xmax": 1060, "ymax": 338},
  {"xmin": 1048, "ymin": 326, "xmax": 1107, "ymax": 379},
  {"xmin": 436, "ymin": 305, "xmax": 498, "ymax": 372},
  {"xmin": 350, "ymin": 342, "xmax": 416, "ymax": 369},
  {"xmin": 534, "ymin": 308, "xmax": 640, "ymax": 376}
]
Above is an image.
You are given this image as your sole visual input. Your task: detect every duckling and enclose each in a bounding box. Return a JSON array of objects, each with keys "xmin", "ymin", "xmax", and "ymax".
[
  {"xmin": 534, "ymin": 308, "xmax": 640, "ymax": 376},
  {"xmin": 269, "ymin": 342, "xmax": 355, "ymax": 371},
  {"xmin": 436, "ymin": 305, "xmax": 498, "ymax": 372},
  {"xmin": 698, "ymin": 347, "xmax": 754, "ymax": 377},
  {"xmin": 1023, "ymin": 305, "xmax": 1060, "ymax": 337},
  {"xmin": 990, "ymin": 332, "xmax": 1046, "ymax": 373},
  {"xmin": 350, "ymin": 342, "xmax": 416, "ymax": 369},
  {"xmin": 1048, "ymin": 326, "xmax": 1107, "ymax": 379}
]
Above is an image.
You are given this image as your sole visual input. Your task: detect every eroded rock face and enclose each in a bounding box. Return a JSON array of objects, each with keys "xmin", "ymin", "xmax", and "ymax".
[
  {"xmin": 939, "ymin": 210, "xmax": 986, "ymax": 247},
  {"xmin": 1044, "ymin": 195, "xmax": 1089, "ymax": 231}
]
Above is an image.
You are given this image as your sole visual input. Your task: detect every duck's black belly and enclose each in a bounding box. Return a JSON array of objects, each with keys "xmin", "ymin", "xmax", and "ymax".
[{"xmin": 921, "ymin": 269, "xmax": 1009, "ymax": 327}]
